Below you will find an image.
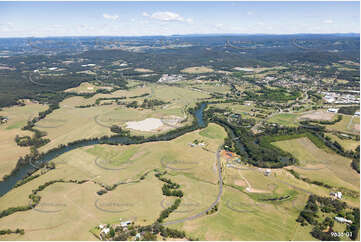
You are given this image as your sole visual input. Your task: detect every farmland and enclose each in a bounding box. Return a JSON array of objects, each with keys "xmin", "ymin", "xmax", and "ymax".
[
  {"xmin": 0, "ymin": 124, "xmax": 227, "ymax": 240},
  {"xmin": 0, "ymin": 101, "xmax": 48, "ymax": 179},
  {"xmin": 0, "ymin": 33, "xmax": 359, "ymax": 241}
]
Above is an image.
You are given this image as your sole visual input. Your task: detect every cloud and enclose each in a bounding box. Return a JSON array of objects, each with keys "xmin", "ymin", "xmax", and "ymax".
[
  {"xmin": 323, "ymin": 19, "xmax": 334, "ymax": 24},
  {"xmin": 143, "ymin": 11, "xmax": 191, "ymax": 23},
  {"xmin": 247, "ymin": 11, "xmax": 253, "ymax": 16},
  {"xmin": 185, "ymin": 18, "xmax": 193, "ymax": 24},
  {"xmin": 0, "ymin": 22, "xmax": 15, "ymax": 32},
  {"xmin": 103, "ymin": 13, "xmax": 119, "ymax": 21}
]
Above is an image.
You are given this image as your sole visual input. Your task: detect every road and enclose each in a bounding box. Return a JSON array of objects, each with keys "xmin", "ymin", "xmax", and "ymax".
[
  {"xmin": 346, "ymin": 115, "xmax": 355, "ymax": 130},
  {"xmin": 162, "ymin": 145, "xmax": 223, "ymax": 225},
  {"xmin": 28, "ymin": 73, "xmax": 50, "ymax": 87}
]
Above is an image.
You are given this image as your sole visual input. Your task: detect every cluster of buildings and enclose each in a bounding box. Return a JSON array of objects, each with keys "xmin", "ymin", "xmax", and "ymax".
[
  {"xmin": 0, "ymin": 116, "xmax": 8, "ymax": 124},
  {"xmin": 321, "ymin": 91, "xmax": 360, "ymax": 104},
  {"xmin": 158, "ymin": 74, "xmax": 184, "ymax": 83},
  {"xmin": 189, "ymin": 140, "xmax": 206, "ymax": 147},
  {"xmin": 330, "ymin": 191, "xmax": 342, "ymax": 200},
  {"xmin": 334, "ymin": 216, "xmax": 352, "ymax": 224},
  {"xmin": 81, "ymin": 63, "xmax": 96, "ymax": 67},
  {"xmin": 272, "ymin": 79, "xmax": 306, "ymax": 89},
  {"xmin": 327, "ymin": 108, "xmax": 339, "ymax": 113},
  {"xmin": 98, "ymin": 219, "xmax": 135, "ymax": 240}
]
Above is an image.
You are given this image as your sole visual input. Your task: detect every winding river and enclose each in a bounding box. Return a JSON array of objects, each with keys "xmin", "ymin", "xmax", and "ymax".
[{"xmin": 0, "ymin": 103, "xmax": 207, "ymax": 197}]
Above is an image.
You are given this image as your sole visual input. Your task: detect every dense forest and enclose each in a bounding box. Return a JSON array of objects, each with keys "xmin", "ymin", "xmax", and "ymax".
[{"xmin": 0, "ymin": 34, "xmax": 359, "ymax": 108}]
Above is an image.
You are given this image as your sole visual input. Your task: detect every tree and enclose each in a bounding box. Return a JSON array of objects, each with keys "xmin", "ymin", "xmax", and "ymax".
[{"xmin": 109, "ymin": 227, "xmax": 115, "ymax": 237}]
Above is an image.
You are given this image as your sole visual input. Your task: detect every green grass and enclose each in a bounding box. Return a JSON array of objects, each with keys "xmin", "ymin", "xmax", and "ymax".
[
  {"xmin": 326, "ymin": 115, "xmax": 360, "ymax": 135},
  {"xmin": 170, "ymin": 186, "xmax": 305, "ymax": 240},
  {"xmin": 261, "ymin": 132, "xmax": 329, "ymax": 151},
  {"xmin": 199, "ymin": 125, "xmax": 225, "ymax": 139},
  {"xmin": 325, "ymin": 133, "xmax": 360, "ymax": 152},
  {"xmin": 85, "ymin": 145, "xmax": 138, "ymax": 166},
  {"xmin": 273, "ymin": 137, "xmax": 359, "ymax": 194},
  {"xmin": 267, "ymin": 113, "xmax": 300, "ymax": 127},
  {"xmin": 5, "ymin": 121, "xmax": 25, "ymax": 130}
]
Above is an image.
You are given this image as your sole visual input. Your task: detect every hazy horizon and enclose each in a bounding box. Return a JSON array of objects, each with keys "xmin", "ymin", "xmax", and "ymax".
[{"xmin": 0, "ymin": 1, "xmax": 359, "ymax": 38}]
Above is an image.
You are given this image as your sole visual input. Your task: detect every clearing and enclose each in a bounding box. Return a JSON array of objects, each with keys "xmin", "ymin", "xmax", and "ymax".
[{"xmin": 181, "ymin": 66, "xmax": 214, "ymax": 74}]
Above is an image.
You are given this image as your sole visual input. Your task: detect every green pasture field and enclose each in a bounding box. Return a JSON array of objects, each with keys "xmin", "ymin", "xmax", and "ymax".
[
  {"xmin": 149, "ymin": 83, "xmax": 210, "ymax": 105},
  {"xmin": 0, "ymin": 175, "xmax": 165, "ymax": 240},
  {"xmin": 37, "ymin": 82, "xmax": 210, "ymax": 153},
  {"xmin": 64, "ymin": 82, "xmax": 112, "ymax": 94},
  {"xmin": 273, "ymin": 137, "xmax": 359, "ymax": 203},
  {"xmin": 325, "ymin": 114, "xmax": 360, "ymax": 135},
  {"xmin": 0, "ymin": 124, "xmax": 226, "ymax": 240},
  {"xmin": 0, "ymin": 101, "xmax": 48, "ymax": 179},
  {"xmin": 267, "ymin": 113, "xmax": 301, "ymax": 127},
  {"xmin": 168, "ymin": 185, "xmax": 310, "ymax": 241},
  {"xmin": 325, "ymin": 133, "xmax": 360, "ymax": 152}
]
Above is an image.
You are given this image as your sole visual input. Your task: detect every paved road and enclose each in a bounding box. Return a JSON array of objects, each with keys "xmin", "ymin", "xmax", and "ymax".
[{"xmin": 162, "ymin": 145, "xmax": 223, "ymax": 225}]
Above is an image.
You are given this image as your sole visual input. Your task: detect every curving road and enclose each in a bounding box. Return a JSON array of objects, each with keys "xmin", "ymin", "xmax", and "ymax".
[
  {"xmin": 28, "ymin": 73, "xmax": 50, "ymax": 87},
  {"xmin": 162, "ymin": 145, "xmax": 223, "ymax": 225}
]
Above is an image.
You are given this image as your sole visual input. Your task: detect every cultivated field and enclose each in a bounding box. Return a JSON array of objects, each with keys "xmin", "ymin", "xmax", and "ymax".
[
  {"xmin": 181, "ymin": 66, "xmax": 214, "ymax": 74},
  {"xmin": 64, "ymin": 82, "xmax": 113, "ymax": 94},
  {"xmin": 299, "ymin": 110, "xmax": 336, "ymax": 121},
  {"xmin": 134, "ymin": 68, "xmax": 154, "ymax": 73}
]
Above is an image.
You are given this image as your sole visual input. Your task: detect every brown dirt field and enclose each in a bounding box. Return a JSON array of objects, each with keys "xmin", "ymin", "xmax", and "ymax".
[
  {"xmin": 134, "ymin": 68, "xmax": 153, "ymax": 73},
  {"xmin": 247, "ymin": 188, "xmax": 270, "ymax": 194},
  {"xmin": 129, "ymin": 150, "xmax": 147, "ymax": 161},
  {"xmin": 181, "ymin": 66, "xmax": 214, "ymax": 74},
  {"xmin": 300, "ymin": 110, "xmax": 335, "ymax": 121},
  {"xmin": 234, "ymin": 179, "xmax": 246, "ymax": 187}
]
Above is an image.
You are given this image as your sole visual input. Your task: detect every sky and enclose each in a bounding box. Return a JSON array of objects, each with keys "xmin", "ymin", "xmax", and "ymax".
[{"xmin": 0, "ymin": 1, "xmax": 359, "ymax": 37}]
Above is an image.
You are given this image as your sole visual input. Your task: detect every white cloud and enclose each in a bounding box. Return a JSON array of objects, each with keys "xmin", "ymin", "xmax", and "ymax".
[
  {"xmin": 323, "ymin": 19, "xmax": 334, "ymax": 24},
  {"xmin": 247, "ymin": 11, "xmax": 253, "ymax": 16},
  {"xmin": 185, "ymin": 18, "xmax": 193, "ymax": 24},
  {"xmin": 215, "ymin": 23, "xmax": 224, "ymax": 29},
  {"xmin": 151, "ymin": 11, "xmax": 183, "ymax": 21},
  {"xmin": 103, "ymin": 13, "xmax": 119, "ymax": 21},
  {"xmin": 0, "ymin": 22, "xmax": 15, "ymax": 32},
  {"xmin": 143, "ymin": 11, "xmax": 190, "ymax": 23}
]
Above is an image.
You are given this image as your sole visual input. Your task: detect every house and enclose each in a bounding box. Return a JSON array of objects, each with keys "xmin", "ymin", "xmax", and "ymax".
[
  {"xmin": 264, "ymin": 169, "xmax": 271, "ymax": 176},
  {"xmin": 330, "ymin": 191, "xmax": 342, "ymax": 199},
  {"xmin": 98, "ymin": 224, "xmax": 106, "ymax": 229},
  {"xmin": 0, "ymin": 117, "xmax": 8, "ymax": 124},
  {"xmin": 327, "ymin": 108, "xmax": 339, "ymax": 113},
  {"xmin": 334, "ymin": 217, "xmax": 352, "ymax": 224},
  {"xmin": 101, "ymin": 227, "xmax": 110, "ymax": 235},
  {"xmin": 121, "ymin": 221, "xmax": 132, "ymax": 227}
]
